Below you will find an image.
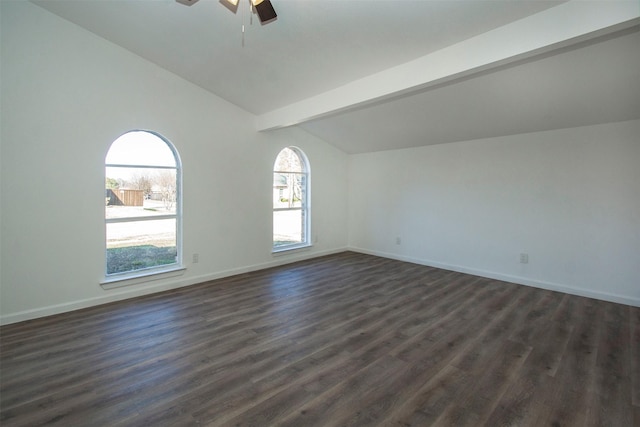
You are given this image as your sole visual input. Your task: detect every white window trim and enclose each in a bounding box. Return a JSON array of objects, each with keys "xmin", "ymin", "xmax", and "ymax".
[
  {"xmin": 104, "ymin": 130, "xmax": 183, "ymax": 281},
  {"xmin": 272, "ymin": 242, "xmax": 312, "ymax": 255},
  {"xmin": 100, "ymin": 265, "xmax": 186, "ymax": 290},
  {"xmin": 272, "ymin": 147, "xmax": 311, "ymax": 252}
]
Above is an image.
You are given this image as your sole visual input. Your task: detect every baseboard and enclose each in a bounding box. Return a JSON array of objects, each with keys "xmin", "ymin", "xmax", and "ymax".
[
  {"xmin": 4, "ymin": 245, "xmax": 635, "ymax": 325},
  {"xmin": 348, "ymin": 246, "xmax": 640, "ymax": 308},
  {"xmin": 0, "ymin": 246, "xmax": 349, "ymax": 325}
]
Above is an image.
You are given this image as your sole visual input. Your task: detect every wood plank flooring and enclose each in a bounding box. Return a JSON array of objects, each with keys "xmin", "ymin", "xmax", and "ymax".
[{"xmin": 1, "ymin": 251, "xmax": 638, "ymax": 426}]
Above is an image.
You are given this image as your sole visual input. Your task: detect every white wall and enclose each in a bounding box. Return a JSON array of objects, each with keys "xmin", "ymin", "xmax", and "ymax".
[
  {"xmin": 0, "ymin": 2, "xmax": 349, "ymax": 324},
  {"xmin": 348, "ymin": 120, "xmax": 640, "ymax": 306},
  {"xmin": 2, "ymin": 2, "xmax": 638, "ymax": 325}
]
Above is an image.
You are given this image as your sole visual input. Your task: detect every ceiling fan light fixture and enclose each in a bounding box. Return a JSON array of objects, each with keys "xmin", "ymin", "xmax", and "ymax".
[
  {"xmin": 219, "ymin": 0, "xmax": 240, "ymax": 13},
  {"xmin": 178, "ymin": 0, "xmax": 277, "ymax": 27}
]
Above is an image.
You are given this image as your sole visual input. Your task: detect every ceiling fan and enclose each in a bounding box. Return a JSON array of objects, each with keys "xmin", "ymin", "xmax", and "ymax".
[{"xmin": 176, "ymin": 0, "xmax": 277, "ymax": 25}]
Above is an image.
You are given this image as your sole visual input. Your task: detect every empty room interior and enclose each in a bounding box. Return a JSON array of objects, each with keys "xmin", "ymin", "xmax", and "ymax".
[{"xmin": 1, "ymin": 0, "xmax": 639, "ymax": 425}]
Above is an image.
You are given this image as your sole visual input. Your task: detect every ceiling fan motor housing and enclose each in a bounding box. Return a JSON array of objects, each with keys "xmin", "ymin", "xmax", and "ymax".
[{"xmin": 176, "ymin": 0, "xmax": 199, "ymax": 6}]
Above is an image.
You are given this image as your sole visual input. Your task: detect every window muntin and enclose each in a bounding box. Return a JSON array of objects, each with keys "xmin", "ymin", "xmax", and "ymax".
[
  {"xmin": 273, "ymin": 147, "xmax": 310, "ymax": 250},
  {"xmin": 105, "ymin": 131, "xmax": 181, "ymax": 277}
]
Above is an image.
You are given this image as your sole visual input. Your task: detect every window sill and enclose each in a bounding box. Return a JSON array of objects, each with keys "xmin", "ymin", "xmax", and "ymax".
[
  {"xmin": 100, "ymin": 265, "xmax": 186, "ymax": 290},
  {"xmin": 272, "ymin": 243, "xmax": 312, "ymax": 256}
]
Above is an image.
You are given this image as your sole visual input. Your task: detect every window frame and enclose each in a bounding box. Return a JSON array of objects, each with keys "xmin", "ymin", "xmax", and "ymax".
[
  {"xmin": 103, "ymin": 130, "xmax": 183, "ymax": 283},
  {"xmin": 272, "ymin": 147, "xmax": 311, "ymax": 253}
]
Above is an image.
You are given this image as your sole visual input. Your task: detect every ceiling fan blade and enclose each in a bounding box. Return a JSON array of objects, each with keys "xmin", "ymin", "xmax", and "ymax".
[{"xmin": 253, "ymin": 0, "xmax": 277, "ymax": 24}]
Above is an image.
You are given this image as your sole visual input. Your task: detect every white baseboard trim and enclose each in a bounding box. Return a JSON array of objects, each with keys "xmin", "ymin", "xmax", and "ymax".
[
  {"xmin": 0, "ymin": 247, "xmax": 349, "ymax": 325},
  {"xmin": 348, "ymin": 246, "xmax": 640, "ymax": 308}
]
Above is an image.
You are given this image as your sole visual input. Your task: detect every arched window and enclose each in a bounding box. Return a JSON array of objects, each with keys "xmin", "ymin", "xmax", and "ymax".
[
  {"xmin": 105, "ymin": 131, "xmax": 181, "ymax": 277},
  {"xmin": 273, "ymin": 147, "xmax": 310, "ymax": 251}
]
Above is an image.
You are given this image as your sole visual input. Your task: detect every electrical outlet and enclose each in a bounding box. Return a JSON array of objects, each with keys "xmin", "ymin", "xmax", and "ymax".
[
  {"xmin": 396, "ymin": 237, "xmax": 401, "ymax": 245},
  {"xmin": 192, "ymin": 253, "xmax": 199, "ymax": 264},
  {"xmin": 520, "ymin": 253, "xmax": 529, "ymax": 264}
]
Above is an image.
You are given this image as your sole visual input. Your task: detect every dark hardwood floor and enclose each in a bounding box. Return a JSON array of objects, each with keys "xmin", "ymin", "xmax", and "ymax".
[{"xmin": 1, "ymin": 252, "xmax": 638, "ymax": 426}]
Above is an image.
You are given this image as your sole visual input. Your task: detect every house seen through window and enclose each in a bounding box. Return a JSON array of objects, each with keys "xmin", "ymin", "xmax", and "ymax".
[
  {"xmin": 273, "ymin": 147, "xmax": 310, "ymax": 251},
  {"xmin": 105, "ymin": 131, "xmax": 181, "ymax": 276}
]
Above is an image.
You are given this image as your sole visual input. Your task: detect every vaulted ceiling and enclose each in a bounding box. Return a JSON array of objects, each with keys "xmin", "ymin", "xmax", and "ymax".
[{"xmin": 34, "ymin": 0, "xmax": 640, "ymax": 153}]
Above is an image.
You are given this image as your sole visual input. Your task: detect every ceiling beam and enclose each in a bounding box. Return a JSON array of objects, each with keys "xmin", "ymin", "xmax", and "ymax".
[{"xmin": 256, "ymin": 0, "xmax": 639, "ymax": 131}]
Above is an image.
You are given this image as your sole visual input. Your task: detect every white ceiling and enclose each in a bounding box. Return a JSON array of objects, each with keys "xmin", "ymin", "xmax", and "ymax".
[
  {"xmin": 34, "ymin": 0, "xmax": 640, "ymax": 153},
  {"xmin": 301, "ymin": 28, "xmax": 640, "ymax": 152}
]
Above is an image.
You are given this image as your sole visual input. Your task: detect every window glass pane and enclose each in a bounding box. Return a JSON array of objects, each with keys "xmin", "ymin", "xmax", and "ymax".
[
  {"xmin": 106, "ymin": 131, "xmax": 176, "ymax": 167},
  {"xmin": 273, "ymin": 172, "xmax": 303, "ymax": 209},
  {"xmin": 106, "ymin": 218, "xmax": 177, "ymax": 274},
  {"xmin": 273, "ymin": 209, "xmax": 304, "ymax": 247},
  {"xmin": 106, "ymin": 167, "xmax": 177, "ymax": 217},
  {"xmin": 274, "ymin": 147, "xmax": 303, "ymax": 173},
  {"xmin": 106, "ymin": 199, "xmax": 176, "ymax": 219}
]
